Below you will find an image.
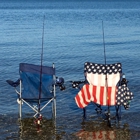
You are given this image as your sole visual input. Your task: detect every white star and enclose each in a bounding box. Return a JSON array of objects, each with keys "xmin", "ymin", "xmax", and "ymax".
[
  {"xmin": 88, "ymin": 68, "xmax": 91, "ymax": 72},
  {"xmin": 121, "ymin": 99, "xmax": 124, "ymax": 102},
  {"xmin": 99, "ymin": 69, "xmax": 102, "ymax": 73},
  {"xmin": 97, "ymin": 66, "xmax": 100, "ymax": 69},
  {"xmin": 112, "ymin": 66, "xmax": 115, "ymax": 69},
  {"xmin": 92, "ymin": 66, "xmax": 94, "ymax": 69},
  {"xmin": 104, "ymin": 70, "xmax": 106, "ymax": 73},
  {"xmin": 94, "ymin": 69, "xmax": 96, "ymax": 72},
  {"xmin": 107, "ymin": 66, "xmax": 110, "ymax": 70},
  {"xmin": 121, "ymin": 94, "xmax": 124, "ymax": 97},
  {"xmin": 102, "ymin": 66, "xmax": 105, "ymax": 70},
  {"xmin": 118, "ymin": 97, "xmax": 120, "ymax": 99}
]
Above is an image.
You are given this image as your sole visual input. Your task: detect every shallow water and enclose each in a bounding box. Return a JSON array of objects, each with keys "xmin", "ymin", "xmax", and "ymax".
[{"xmin": 0, "ymin": 0, "xmax": 140, "ymax": 139}]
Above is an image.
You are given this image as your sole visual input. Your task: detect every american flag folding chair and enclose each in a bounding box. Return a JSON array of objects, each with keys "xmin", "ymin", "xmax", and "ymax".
[
  {"xmin": 7, "ymin": 63, "xmax": 65, "ymax": 124},
  {"xmin": 73, "ymin": 62, "xmax": 133, "ymax": 126}
]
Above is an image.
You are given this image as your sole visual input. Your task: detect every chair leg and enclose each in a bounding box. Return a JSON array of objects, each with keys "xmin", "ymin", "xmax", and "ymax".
[
  {"xmin": 107, "ymin": 111, "xmax": 111, "ymax": 127},
  {"xmin": 115, "ymin": 105, "xmax": 121, "ymax": 122},
  {"xmin": 54, "ymin": 98, "xmax": 56, "ymax": 118},
  {"xmin": 19, "ymin": 80, "xmax": 22, "ymax": 118},
  {"xmin": 52, "ymin": 101, "xmax": 54, "ymax": 118},
  {"xmin": 83, "ymin": 108, "xmax": 86, "ymax": 119},
  {"xmin": 103, "ymin": 107, "xmax": 111, "ymax": 127},
  {"xmin": 52, "ymin": 98, "xmax": 56, "ymax": 119},
  {"xmin": 19, "ymin": 100, "xmax": 22, "ymax": 118}
]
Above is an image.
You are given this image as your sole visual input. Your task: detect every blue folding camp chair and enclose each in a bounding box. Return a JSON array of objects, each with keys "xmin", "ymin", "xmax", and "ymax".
[{"xmin": 7, "ymin": 63, "xmax": 64, "ymax": 122}]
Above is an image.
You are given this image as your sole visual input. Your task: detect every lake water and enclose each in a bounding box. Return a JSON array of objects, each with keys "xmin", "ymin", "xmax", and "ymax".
[{"xmin": 0, "ymin": 0, "xmax": 140, "ymax": 139}]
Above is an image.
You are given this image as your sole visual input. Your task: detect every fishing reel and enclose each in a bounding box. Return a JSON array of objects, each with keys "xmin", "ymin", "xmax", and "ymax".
[
  {"xmin": 56, "ymin": 77, "xmax": 65, "ymax": 91},
  {"xmin": 34, "ymin": 114, "xmax": 42, "ymax": 125},
  {"xmin": 121, "ymin": 74, "xmax": 128, "ymax": 86}
]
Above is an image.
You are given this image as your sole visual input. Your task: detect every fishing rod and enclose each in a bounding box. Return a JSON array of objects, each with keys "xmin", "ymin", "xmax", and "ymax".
[
  {"xmin": 102, "ymin": 20, "xmax": 111, "ymax": 127},
  {"xmin": 38, "ymin": 15, "xmax": 45, "ymax": 119},
  {"xmin": 102, "ymin": 20, "xmax": 107, "ymax": 65}
]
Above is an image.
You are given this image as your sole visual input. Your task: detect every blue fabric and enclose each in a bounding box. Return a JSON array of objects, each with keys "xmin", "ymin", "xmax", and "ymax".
[
  {"xmin": 19, "ymin": 63, "xmax": 54, "ymax": 102},
  {"xmin": 20, "ymin": 63, "xmax": 55, "ymax": 75}
]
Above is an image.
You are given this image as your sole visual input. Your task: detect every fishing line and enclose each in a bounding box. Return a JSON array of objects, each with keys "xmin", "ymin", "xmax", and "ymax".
[
  {"xmin": 38, "ymin": 15, "xmax": 45, "ymax": 116},
  {"xmin": 102, "ymin": 20, "xmax": 107, "ymax": 65}
]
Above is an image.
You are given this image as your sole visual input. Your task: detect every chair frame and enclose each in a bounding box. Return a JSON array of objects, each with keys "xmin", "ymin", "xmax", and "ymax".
[
  {"xmin": 9, "ymin": 63, "xmax": 56, "ymax": 119},
  {"xmin": 72, "ymin": 62, "xmax": 131, "ymax": 126}
]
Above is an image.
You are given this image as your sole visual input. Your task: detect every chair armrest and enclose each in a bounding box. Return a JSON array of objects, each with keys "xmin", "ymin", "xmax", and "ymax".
[{"xmin": 6, "ymin": 79, "xmax": 20, "ymax": 87}]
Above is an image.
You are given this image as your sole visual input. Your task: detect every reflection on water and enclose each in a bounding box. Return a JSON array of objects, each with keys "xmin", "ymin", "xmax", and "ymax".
[
  {"xmin": 0, "ymin": 114, "xmax": 140, "ymax": 140},
  {"xmin": 18, "ymin": 118, "xmax": 57, "ymax": 140},
  {"xmin": 75, "ymin": 120, "xmax": 131, "ymax": 140}
]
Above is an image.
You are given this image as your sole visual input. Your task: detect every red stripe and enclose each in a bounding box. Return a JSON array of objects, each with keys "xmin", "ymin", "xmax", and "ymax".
[
  {"xmin": 107, "ymin": 87, "xmax": 112, "ymax": 106},
  {"xmin": 98, "ymin": 131, "xmax": 103, "ymax": 139},
  {"xmin": 81, "ymin": 86, "xmax": 89, "ymax": 106},
  {"xmin": 93, "ymin": 132, "xmax": 96, "ymax": 139},
  {"xmin": 75, "ymin": 84, "xmax": 118, "ymax": 108},
  {"xmin": 75, "ymin": 84, "xmax": 91, "ymax": 108},
  {"xmin": 85, "ymin": 84, "xmax": 91, "ymax": 101},
  {"xmin": 75, "ymin": 94, "xmax": 83, "ymax": 108},
  {"xmin": 100, "ymin": 86, "xmax": 104, "ymax": 105}
]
